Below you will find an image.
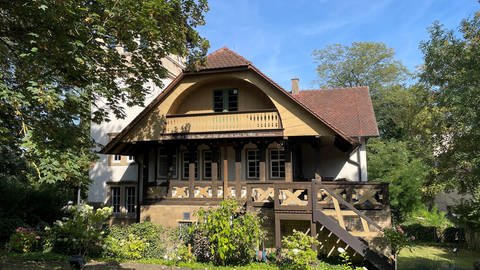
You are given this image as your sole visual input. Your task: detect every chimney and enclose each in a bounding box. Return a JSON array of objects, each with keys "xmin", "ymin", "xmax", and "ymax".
[{"xmin": 291, "ymin": 78, "xmax": 299, "ymax": 95}]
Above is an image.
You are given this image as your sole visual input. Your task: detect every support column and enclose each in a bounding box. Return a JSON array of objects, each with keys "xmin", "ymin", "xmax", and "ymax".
[
  {"xmin": 284, "ymin": 141, "xmax": 293, "ymax": 182},
  {"xmin": 211, "ymin": 147, "xmax": 220, "ymax": 198},
  {"xmin": 258, "ymin": 143, "xmax": 267, "ymax": 182},
  {"xmin": 234, "ymin": 144, "xmax": 243, "ymax": 199},
  {"xmin": 223, "ymin": 147, "xmax": 229, "ymax": 199},
  {"xmin": 275, "ymin": 214, "xmax": 281, "ymax": 252},
  {"xmin": 187, "ymin": 145, "xmax": 196, "ymax": 199}
]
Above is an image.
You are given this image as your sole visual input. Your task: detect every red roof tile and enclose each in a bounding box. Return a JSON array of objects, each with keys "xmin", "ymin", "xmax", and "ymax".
[
  {"xmin": 293, "ymin": 87, "xmax": 379, "ymax": 137},
  {"xmin": 201, "ymin": 47, "xmax": 251, "ymax": 70}
]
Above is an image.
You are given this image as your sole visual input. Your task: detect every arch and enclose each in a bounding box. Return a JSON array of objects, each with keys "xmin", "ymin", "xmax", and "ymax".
[{"xmin": 167, "ymin": 76, "xmax": 277, "ymax": 115}]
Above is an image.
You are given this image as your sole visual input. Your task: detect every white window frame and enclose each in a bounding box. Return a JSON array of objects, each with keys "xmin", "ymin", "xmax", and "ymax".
[
  {"xmin": 113, "ymin": 155, "xmax": 121, "ymax": 163},
  {"xmin": 111, "ymin": 186, "xmax": 121, "ymax": 214},
  {"xmin": 127, "ymin": 155, "xmax": 135, "ymax": 162},
  {"xmin": 246, "ymin": 149, "xmax": 260, "ymax": 180},
  {"xmin": 158, "ymin": 149, "xmax": 178, "ymax": 179},
  {"xmin": 269, "ymin": 148, "xmax": 285, "ymax": 179},
  {"xmin": 125, "ymin": 186, "xmax": 136, "ymax": 214}
]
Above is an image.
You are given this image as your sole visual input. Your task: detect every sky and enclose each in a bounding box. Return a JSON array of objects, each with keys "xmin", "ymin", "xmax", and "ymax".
[{"xmin": 197, "ymin": 0, "xmax": 479, "ymax": 90}]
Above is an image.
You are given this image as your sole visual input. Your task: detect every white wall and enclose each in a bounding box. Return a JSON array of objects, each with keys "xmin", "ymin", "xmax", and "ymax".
[{"xmin": 88, "ymin": 57, "xmax": 184, "ymax": 204}]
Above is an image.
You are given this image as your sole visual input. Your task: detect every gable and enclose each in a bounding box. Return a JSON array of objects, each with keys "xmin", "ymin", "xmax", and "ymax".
[{"xmin": 121, "ymin": 69, "xmax": 339, "ymax": 142}]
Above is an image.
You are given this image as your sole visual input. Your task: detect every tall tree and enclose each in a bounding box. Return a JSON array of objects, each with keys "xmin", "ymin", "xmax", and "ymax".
[
  {"xmin": 0, "ymin": 0, "xmax": 209, "ymax": 186},
  {"xmin": 313, "ymin": 42, "xmax": 409, "ymax": 99},
  {"xmin": 313, "ymin": 42, "xmax": 412, "ymax": 138},
  {"xmin": 420, "ymin": 11, "xmax": 480, "ymax": 195}
]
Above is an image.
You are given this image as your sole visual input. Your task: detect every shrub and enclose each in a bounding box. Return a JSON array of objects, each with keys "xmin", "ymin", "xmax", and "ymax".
[
  {"xmin": 6, "ymin": 227, "xmax": 42, "ymax": 253},
  {"xmin": 383, "ymin": 226, "xmax": 412, "ymax": 256},
  {"xmin": 280, "ymin": 229, "xmax": 320, "ymax": 270},
  {"xmin": 104, "ymin": 233, "xmax": 147, "ymax": 259},
  {"xmin": 104, "ymin": 222, "xmax": 170, "ymax": 260},
  {"xmin": 189, "ymin": 199, "xmax": 265, "ymax": 265},
  {"xmin": 47, "ymin": 204, "xmax": 112, "ymax": 256}
]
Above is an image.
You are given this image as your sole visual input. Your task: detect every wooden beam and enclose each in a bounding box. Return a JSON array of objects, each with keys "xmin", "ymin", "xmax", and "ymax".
[{"xmin": 223, "ymin": 147, "xmax": 228, "ymax": 199}]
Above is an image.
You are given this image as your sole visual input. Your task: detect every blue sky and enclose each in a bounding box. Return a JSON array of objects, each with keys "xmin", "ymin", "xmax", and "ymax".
[{"xmin": 198, "ymin": 0, "xmax": 478, "ymax": 90}]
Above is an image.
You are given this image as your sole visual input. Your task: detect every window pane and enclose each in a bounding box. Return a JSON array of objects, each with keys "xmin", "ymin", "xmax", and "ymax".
[
  {"xmin": 158, "ymin": 154, "xmax": 168, "ymax": 178},
  {"xmin": 213, "ymin": 90, "xmax": 223, "ymax": 112},
  {"xmin": 182, "ymin": 151, "xmax": 198, "ymax": 179},
  {"xmin": 203, "ymin": 151, "xmax": 212, "ymax": 179},
  {"xmin": 125, "ymin": 187, "xmax": 136, "ymax": 213},
  {"xmin": 247, "ymin": 150, "xmax": 259, "ymax": 179},
  {"xmin": 111, "ymin": 187, "xmax": 121, "ymax": 213},
  {"xmin": 270, "ymin": 149, "xmax": 285, "ymax": 179},
  {"xmin": 228, "ymin": 89, "xmax": 238, "ymax": 111}
]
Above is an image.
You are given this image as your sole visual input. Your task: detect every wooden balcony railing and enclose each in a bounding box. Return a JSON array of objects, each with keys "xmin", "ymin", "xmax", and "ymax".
[{"xmin": 165, "ymin": 110, "xmax": 281, "ymax": 134}]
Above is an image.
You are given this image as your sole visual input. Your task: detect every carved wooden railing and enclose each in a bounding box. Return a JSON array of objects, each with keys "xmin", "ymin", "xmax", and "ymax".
[
  {"xmin": 313, "ymin": 182, "xmax": 384, "ymax": 238},
  {"xmin": 318, "ymin": 181, "xmax": 389, "ymax": 210},
  {"xmin": 162, "ymin": 181, "xmax": 248, "ymax": 200},
  {"xmin": 165, "ymin": 110, "xmax": 281, "ymax": 133}
]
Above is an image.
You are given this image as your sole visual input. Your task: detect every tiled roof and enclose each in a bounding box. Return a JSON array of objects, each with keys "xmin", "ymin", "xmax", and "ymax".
[
  {"xmin": 201, "ymin": 47, "xmax": 251, "ymax": 70},
  {"xmin": 293, "ymin": 87, "xmax": 379, "ymax": 137}
]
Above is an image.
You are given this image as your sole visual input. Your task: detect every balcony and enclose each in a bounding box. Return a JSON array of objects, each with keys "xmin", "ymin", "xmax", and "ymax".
[{"xmin": 164, "ymin": 110, "xmax": 282, "ymax": 134}]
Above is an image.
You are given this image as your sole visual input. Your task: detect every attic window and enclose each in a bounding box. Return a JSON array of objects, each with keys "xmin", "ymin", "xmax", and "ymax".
[{"xmin": 213, "ymin": 89, "xmax": 238, "ymax": 112}]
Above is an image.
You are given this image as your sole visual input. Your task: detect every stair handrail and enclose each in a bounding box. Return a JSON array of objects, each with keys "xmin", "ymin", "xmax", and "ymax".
[{"xmin": 313, "ymin": 180, "xmax": 383, "ymax": 232}]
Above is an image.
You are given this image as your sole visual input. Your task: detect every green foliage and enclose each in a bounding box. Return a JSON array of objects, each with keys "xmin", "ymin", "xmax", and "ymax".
[
  {"xmin": 313, "ymin": 42, "xmax": 408, "ymax": 99},
  {"xmin": 103, "ymin": 222, "xmax": 180, "ymax": 260},
  {"xmin": 384, "ymin": 226, "xmax": 412, "ymax": 256},
  {"xmin": 0, "ymin": 179, "xmax": 72, "ymax": 242},
  {"xmin": 368, "ymin": 138, "xmax": 428, "ymax": 220},
  {"xmin": 453, "ymin": 197, "xmax": 480, "ymax": 232},
  {"xmin": 190, "ymin": 199, "xmax": 266, "ymax": 265},
  {"xmin": 48, "ymin": 204, "xmax": 112, "ymax": 256},
  {"xmin": 420, "ymin": 11, "xmax": 480, "ymax": 198},
  {"xmin": 0, "ymin": 1, "xmax": 209, "ymax": 222},
  {"xmin": 337, "ymin": 248, "xmax": 354, "ymax": 270},
  {"xmin": 6, "ymin": 227, "xmax": 42, "ymax": 253},
  {"xmin": 280, "ymin": 229, "xmax": 320, "ymax": 270},
  {"xmin": 406, "ymin": 206, "xmax": 453, "ymax": 241},
  {"xmin": 104, "ymin": 233, "xmax": 147, "ymax": 260}
]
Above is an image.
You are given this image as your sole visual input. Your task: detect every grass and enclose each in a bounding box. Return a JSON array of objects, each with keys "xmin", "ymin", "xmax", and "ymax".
[
  {"xmin": 3, "ymin": 244, "xmax": 479, "ymax": 270},
  {"xmin": 398, "ymin": 243, "xmax": 480, "ymax": 270}
]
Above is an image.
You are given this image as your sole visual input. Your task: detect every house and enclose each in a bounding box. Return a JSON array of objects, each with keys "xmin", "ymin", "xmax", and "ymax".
[
  {"xmin": 99, "ymin": 47, "xmax": 393, "ymax": 270},
  {"xmin": 88, "ymin": 55, "xmax": 184, "ymax": 211}
]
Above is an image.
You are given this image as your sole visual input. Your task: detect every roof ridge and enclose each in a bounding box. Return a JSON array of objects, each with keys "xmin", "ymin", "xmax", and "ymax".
[{"xmin": 298, "ymin": 86, "xmax": 369, "ymax": 92}]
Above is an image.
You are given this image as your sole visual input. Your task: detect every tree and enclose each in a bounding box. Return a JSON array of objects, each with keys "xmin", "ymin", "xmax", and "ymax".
[
  {"xmin": 0, "ymin": 0, "xmax": 209, "ymax": 237},
  {"xmin": 0, "ymin": 0, "xmax": 209, "ymax": 184},
  {"xmin": 313, "ymin": 42, "xmax": 408, "ymax": 99},
  {"xmin": 368, "ymin": 138, "xmax": 428, "ymax": 221},
  {"xmin": 420, "ymin": 11, "xmax": 480, "ymax": 196},
  {"xmin": 420, "ymin": 11, "xmax": 480, "ymax": 242}
]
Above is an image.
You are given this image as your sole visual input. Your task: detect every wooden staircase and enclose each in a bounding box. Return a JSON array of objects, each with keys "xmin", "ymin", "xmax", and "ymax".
[
  {"xmin": 312, "ymin": 182, "xmax": 394, "ymax": 270},
  {"xmin": 247, "ymin": 181, "xmax": 394, "ymax": 270}
]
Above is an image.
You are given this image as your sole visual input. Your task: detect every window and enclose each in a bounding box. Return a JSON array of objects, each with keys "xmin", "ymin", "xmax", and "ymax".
[
  {"xmin": 213, "ymin": 89, "xmax": 238, "ymax": 112},
  {"xmin": 110, "ymin": 185, "xmax": 136, "ymax": 216},
  {"xmin": 203, "ymin": 151, "xmax": 213, "ymax": 179},
  {"xmin": 128, "ymin": 156, "xmax": 135, "ymax": 162},
  {"xmin": 246, "ymin": 149, "xmax": 260, "ymax": 179},
  {"xmin": 125, "ymin": 187, "xmax": 136, "ymax": 213},
  {"xmin": 270, "ymin": 149, "xmax": 285, "ymax": 178},
  {"xmin": 158, "ymin": 150, "xmax": 178, "ymax": 179},
  {"xmin": 111, "ymin": 187, "xmax": 121, "ymax": 214},
  {"xmin": 113, "ymin": 155, "xmax": 121, "ymax": 162},
  {"xmin": 182, "ymin": 151, "xmax": 198, "ymax": 179}
]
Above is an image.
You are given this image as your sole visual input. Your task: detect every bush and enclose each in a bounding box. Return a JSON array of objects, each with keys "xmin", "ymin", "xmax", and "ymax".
[
  {"xmin": 47, "ymin": 204, "xmax": 112, "ymax": 256},
  {"xmin": 6, "ymin": 227, "xmax": 42, "ymax": 253},
  {"xmin": 383, "ymin": 226, "xmax": 412, "ymax": 256},
  {"xmin": 189, "ymin": 199, "xmax": 265, "ymax": 265},
  {"xmin": 104, "ymin": 222, "xmax": 171, "ymax": 260},
  {"xmin": 280, "ymin": 229, "xmax": 320, "ymax": 270}
]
